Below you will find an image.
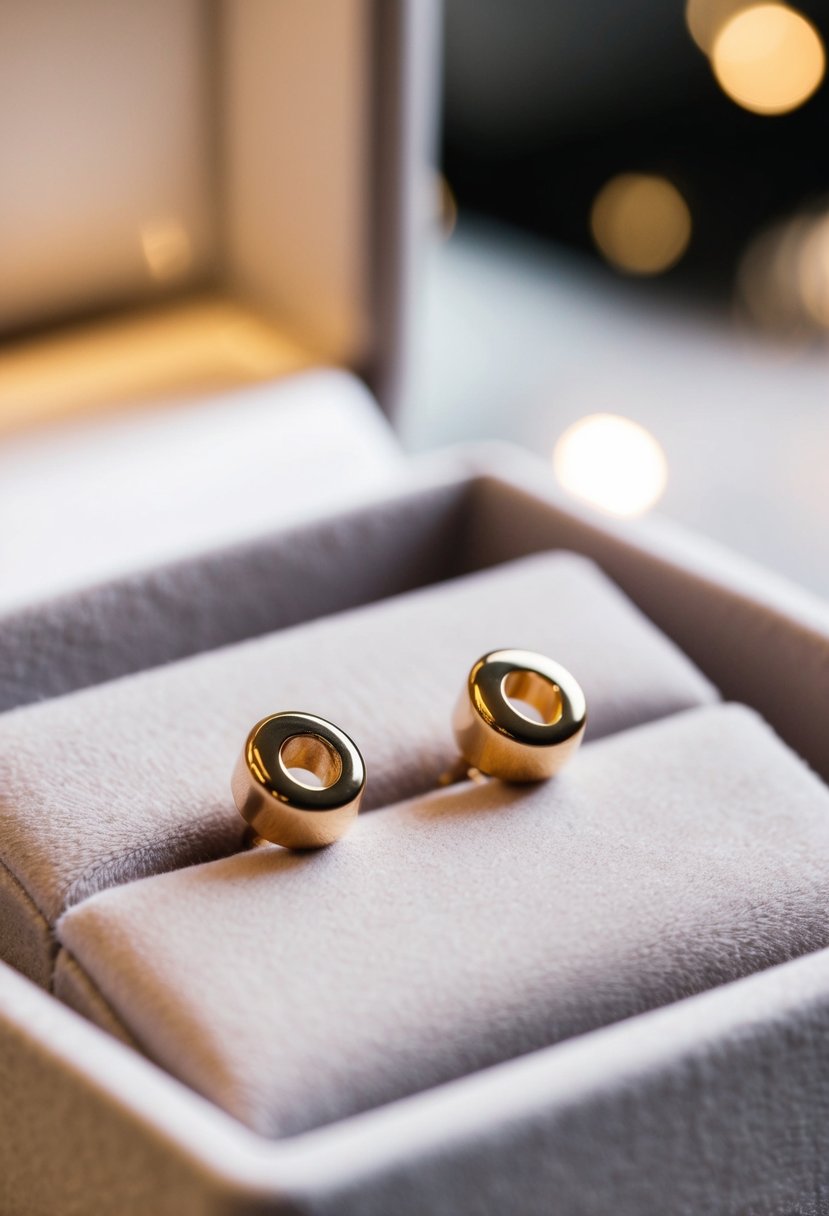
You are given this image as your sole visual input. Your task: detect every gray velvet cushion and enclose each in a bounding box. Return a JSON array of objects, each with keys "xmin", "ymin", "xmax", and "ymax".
[
  {"xmin": 56, "ymin": 704, "xmax": 829, "ymax": 1139},
  {"xmin": 0, "ymin": 551, "xmax": 716, "ymax": 984}
]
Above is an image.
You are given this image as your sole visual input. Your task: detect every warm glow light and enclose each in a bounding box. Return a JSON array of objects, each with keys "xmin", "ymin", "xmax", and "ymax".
[
  {"xmin": 736, "ymin": 218, "xmax": 808, "ymax": 334},
  {"xmin": 590, "ymin": 175, "xmax": 692, "ymax": 276},
  {"xmin": 140, "ymin": 218, "xmax": 194, "ymax": 283},
  {"xmin": 553, "ymin": 414, "xmax": 668, "ymax": 518},
  {"xmin": 712, "ymin": 4, "xmax": 825, "ymax": 114},
  {"xmin": 796, "ymin": 214, "xmax": 829, "ymax": 326},
  {"xmin": 0, "ymin": 297, "xmax": 316, "ymax": 434},
  {"xmin": 686, "ymin": 0, "xmax": 753, "ymax": 52},
  {"xmin": 736, "ymin": 209, "xmax": 829, "ymax": 337}
]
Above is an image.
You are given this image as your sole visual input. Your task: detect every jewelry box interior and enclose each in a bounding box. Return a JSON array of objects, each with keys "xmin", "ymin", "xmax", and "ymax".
[
  {"xmin": 3, "ymin": 453, "xmax": 829, "ymax": 1212},
  {"xmin": 0, "ymin": 0, "xmax": 392, "ymax": 436},
  {"xmin": 5, "ymin": 2, "xmax": 829, "ymax": 1211}
]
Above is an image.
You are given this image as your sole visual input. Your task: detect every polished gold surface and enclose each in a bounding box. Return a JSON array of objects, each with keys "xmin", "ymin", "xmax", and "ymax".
[
  {"xmin": 232, "ymin": 712, "xmax": 365, "ymax": 849},
  {"xmin": 452, "ymin": 649, "xmax": 587, "ymax": 781}
]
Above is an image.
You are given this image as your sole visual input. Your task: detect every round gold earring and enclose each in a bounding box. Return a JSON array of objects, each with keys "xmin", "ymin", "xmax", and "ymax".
[
  {"xmin": 232, "ymin": 712, "xmax": 365, "ymax": 849},
  {"xmin": 451, "ymin": 649, "xmax": 587, "ymax": 782}
]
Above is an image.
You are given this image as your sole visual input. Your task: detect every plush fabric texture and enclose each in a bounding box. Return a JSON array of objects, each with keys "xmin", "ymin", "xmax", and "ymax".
[
  {"xmin": 0, "ymin": 865, "xmax": 52, "ymax": 990},
  {"xmin": 0, "ymin": 958, "xmax": 248, "ymax": 1216},
  {"xmin": 56, "ymin": 704, "xmax": 829, "ymax": 1139},
  {"xmin": 52, "ymin": 953, "xmax": 140, "ymax": 1052},
  {"xmin": 0, "ymin": 551, "xmax": 715, "ymax": 986},
  {"xmin": 462, "ymin": 461, "xmax": 829, "ymax": 786},
  {"xmin": 7, "ymin": 947, "xmax": 829, "ymax": 1216},
  {"xmin": 0, "ymin": 370, "xmax": 403, "ymax": 615},
  {"xmin": 283, "ymin": 946, "xmax": 829, "ymax": 1216},
  {"xmin": 0, "ymin": 474, "xmax": 474, "ymax": 715}
]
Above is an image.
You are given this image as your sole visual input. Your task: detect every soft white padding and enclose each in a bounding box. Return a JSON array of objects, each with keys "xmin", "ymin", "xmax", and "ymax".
[
  {"xmin": 0, "ymin": 551, "xmax": 714, "ymax": 985},
  {"xmin": 55, "ymin": 705, "xmax": 829, "ymax": 1139},
  {"xmin": 0, "ymin": 371, "xmax": 402, "ymax": 612}
]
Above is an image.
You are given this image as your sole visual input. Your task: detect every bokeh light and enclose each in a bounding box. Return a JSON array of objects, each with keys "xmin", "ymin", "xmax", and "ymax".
[
  {"xmin": 590, "ymin": 174, "xmax": 692, "ymax": 276},
  {"xmin": 737, "ymin": 207, "xmax": 829, "ymax": 338},
  {"xmin": 686, "ymin": 0, "xmax": 753, "ymax": 53},
  {"xmin": 553, "ymin": 414, "xmax": 668, "ymax": 517},
  {"xmin": 736, "ymin": 216, "xmax": 810, "ymax": 335},
  {"xmin": 140, "ymin": 218, "xmax": 194, "ymax": 283},
  {"xmin": 711, "ymin": 4, "xmax": 825, "ymax": 115},
  {"xmin": 796, "ymin": 214, "xmax": 829, "ymax": 326}
]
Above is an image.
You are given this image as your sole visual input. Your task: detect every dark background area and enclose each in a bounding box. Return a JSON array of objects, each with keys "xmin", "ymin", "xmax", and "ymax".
[{"xmin": 440, "ymin": 0, "xmax": 829, "ymax": 301}]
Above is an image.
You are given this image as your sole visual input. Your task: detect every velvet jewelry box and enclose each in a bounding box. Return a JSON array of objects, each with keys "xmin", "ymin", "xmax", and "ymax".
[
  {"xmin": 3, "ymin": 449, "xmax": 829, "ymax": 1214},
  {"xmin": 1, "ymin": 0, "xmax": 438, "ymax": 612}
]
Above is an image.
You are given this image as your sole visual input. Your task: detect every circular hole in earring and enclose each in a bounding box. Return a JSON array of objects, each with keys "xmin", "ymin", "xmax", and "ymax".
[
  {"xmin": 279, "ymin": 734, "xmax": 343, "ymax": 790},
  {"xmin": 501, "ymin": 670, "xmax": 563, "ymax": 725}
]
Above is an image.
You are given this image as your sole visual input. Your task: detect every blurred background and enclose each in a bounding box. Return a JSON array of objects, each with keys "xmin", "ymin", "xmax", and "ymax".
[
  {"xmin": 406, "ymin": 0, "xmax": 829, "ymax": 594},
  {"xmin": 3, "ymin": 0, "xmax": 829, "ymax": 606}
]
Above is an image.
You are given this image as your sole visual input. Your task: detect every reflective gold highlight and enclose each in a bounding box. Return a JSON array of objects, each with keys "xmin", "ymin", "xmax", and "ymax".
[
  {"xmin": 233, "ymin": 712, "xmax": 365, "ymax": 849},
  {"xmin": 453, "ymin": 649, "xmax": 586, "ymax": 782}
]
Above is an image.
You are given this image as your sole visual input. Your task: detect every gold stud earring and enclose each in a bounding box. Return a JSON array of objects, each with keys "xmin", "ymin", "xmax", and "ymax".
[
  {"xmin": 450, "ymin": 649, "xmax": 587, "ymax": 782},
  {"xmin": 232, "ymin": 712, "xmax": 365, "ymax": 849}
]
